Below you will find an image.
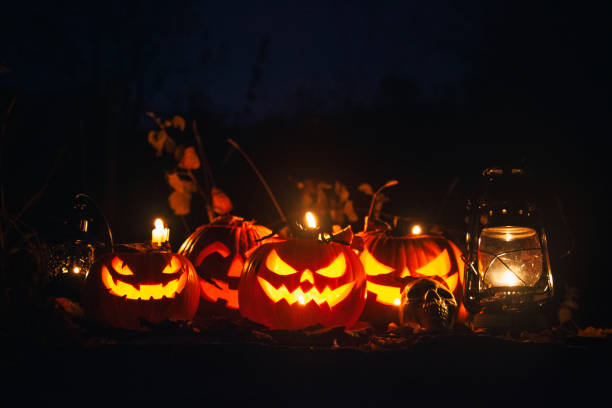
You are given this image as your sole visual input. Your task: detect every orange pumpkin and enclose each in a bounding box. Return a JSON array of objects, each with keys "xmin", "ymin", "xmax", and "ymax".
[
  {"xmin": 358, "ymin": 233, "xmax": 465, "ymax": 326},
  {"xmin": 178, "ymin": 216, "xmax": 271, "ymax": 317},
  {"xmin": 84, "ymin": 244, "xmax": 200, "ymax": 330},
  {"xmin": 238, "ymin": 239, "xmax": 367, "ymax": 330}
]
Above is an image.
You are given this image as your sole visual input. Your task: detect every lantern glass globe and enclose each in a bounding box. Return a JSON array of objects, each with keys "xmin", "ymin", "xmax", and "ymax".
[{"xmin": 478, "ymin": 226, "xmax": 543, "ymax": 288}]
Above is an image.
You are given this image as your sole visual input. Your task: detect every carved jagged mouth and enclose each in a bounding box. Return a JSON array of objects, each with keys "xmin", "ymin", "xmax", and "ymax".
[
  {"xmin": 366, "ymin": 281, "xmax": 402, "ymax": 306},
  {"xmin": 257, "ymin": 277, "xmax": 355, "ymax": 308},
  {"xmin": 200, "ymin": 279, "xmax": 239, "ymax": 309},
  {"xmin": 101, "ymin": 266, "xmax": 187, "ymax": 300}
]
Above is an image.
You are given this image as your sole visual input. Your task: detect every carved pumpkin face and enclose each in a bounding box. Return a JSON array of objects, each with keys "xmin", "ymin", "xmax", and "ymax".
[
  {"xmin": 178, "ymin": 216, "xmax": 271, "ymax": 317},
  {"xmin": 84, "ymin": 246, "xmax": 200, "ymax": 330},
  {"xmin": 238, "ymin": 239, "xmax": 367, "ymax": 330},
  {"xmin": 358, "ymin": 233, "xmax": 465, "ymax": 326}
]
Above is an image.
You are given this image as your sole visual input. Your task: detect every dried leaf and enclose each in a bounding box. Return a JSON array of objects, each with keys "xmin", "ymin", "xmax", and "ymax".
[
  {"xmin": 558, "ymin": 306, "xmax": 573, "ymax": 324},
  {"xmin": 147, "ymin": 129, "xmax": 168, "ymax": 156},
  {"xmin": 54, "ymin": 297, "xmax": 84, "ymax": 318},
  {"xmin": 332, "ymin": 225, "xmax": 354, "ymax": 245},
  {"xmin": 173, "ymin": 145, "xmax": 186, "ymax": 162},
  {"xmin": 317, "ymin": 181, "xmax": 332, "ymax": 190},
  {"xmin": 350, "ymin": 234, "xmax": 364, "ymax": 252},
  {"xmin": 373, "ymin": 193, "xmax": 389, "ymax": 218},
  {"xmin": 316, "ymin": 182, "xmax": 330, "ymax": 209},
  {"xmin": 168, "ymin": 191, "xmax": 191, "ymax": 215},
  {"xmin": 358, "ymin": 183, "xmax": 374, "ymax": 196},
  {"xmin": 252, "ymin": 224, "xmax": 273, "ymax": 239},
  {"xmin": 343, "ymin": 200, "xmax": 358, "ymax": 222},
  {"xmin": 329, "ymin": 209, "xmax": 344, "ymax": 224},
  {"xmin": 577, "ymin": 327, "xmax": 606, "ymax": 338},
  {"xmin": 334, "ymin": 181, "xmax": 350, "ymax": 203},
  {"xmin": 172, "ymin": 115, "xmax": 186, "ymax": 131},
  {"xmin": 212, "ymin": 187, "xmax": 233, "ymax": 215},
  {"xmin": 178, "ymin": 146, "xmax": 201, "ymax": 170},
  {"xmin": 166, "ymin": 172, "xmax": 197, "ymax": 195},
  {"xmin": 164, "ymin": 136, "xmax": 176, "ymax": 154}
]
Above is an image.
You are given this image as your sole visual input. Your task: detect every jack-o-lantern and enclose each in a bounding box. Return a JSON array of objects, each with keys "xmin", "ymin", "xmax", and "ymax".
[
  {"xmin": 358, "ymin": 232, "xmax": 465, "ymax": 326},
  {"xmin": 238, "ymin": 239, "xmax": 367, "ymax": 330},
  {"xmin": 178, "ymin": 216, "xmax": 272, "ymax": 317},
  {"xmin": 84, "ymin": 244, "xmax": 200, "ymax": 330}
]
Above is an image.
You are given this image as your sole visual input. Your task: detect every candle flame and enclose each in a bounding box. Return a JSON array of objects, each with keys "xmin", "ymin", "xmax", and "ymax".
[
  {"xmin": 305, "ymin": 212, "xmax": 317, "ymax": 229},
  {"xmin": 411, "ymin": 224, "xmax": 422, "ymax": 235},
  {"xmin": 498, "ymin": 269, "xmax": 521, "ymax": 286},
  {"xmin": 152, "ymin": 218, "xmax": 169, "ymax": 245},
  {"xmin": 154, "ymin": 218, "xmax": 164, "ymax": 230}
]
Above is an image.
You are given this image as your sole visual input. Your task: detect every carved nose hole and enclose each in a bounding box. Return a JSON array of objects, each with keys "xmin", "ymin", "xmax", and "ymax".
[{"xmin": 300, "ymin": 269, "xmax": 314, "ymax": 284}]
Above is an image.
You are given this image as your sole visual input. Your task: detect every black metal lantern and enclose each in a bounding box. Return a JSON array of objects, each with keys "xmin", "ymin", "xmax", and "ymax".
[
  {"xmin": 464, "ymin": 167, "xmax": 554, "ymax": 329},
  {"xmin": 46, "ymin": 194, "xmax": 113, "ymax": 282}
]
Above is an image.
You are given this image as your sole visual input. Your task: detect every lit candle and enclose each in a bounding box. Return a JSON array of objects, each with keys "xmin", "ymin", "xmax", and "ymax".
[
  {"xmin": 152, "ymin": 218, "xmax": 169, "ymax": 246},
  {"xmin": 305, "ymin": 211, "xmax": 317, "ymax": 229}
]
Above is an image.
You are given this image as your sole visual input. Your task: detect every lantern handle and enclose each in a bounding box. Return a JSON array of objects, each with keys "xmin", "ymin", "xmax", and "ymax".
[{"xmin": 74, "ymin": 193, "xmax": 114, "ymax": 250}]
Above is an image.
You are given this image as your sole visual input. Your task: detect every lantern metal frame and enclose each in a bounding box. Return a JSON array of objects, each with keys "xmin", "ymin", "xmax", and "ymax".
[
  {"xmin": 463, "ymin": 167, "xmax": 554, "ymax": 319},
  {"xmin": 47, "ymin": 193, "xmax": 114, "ymax": 280}
]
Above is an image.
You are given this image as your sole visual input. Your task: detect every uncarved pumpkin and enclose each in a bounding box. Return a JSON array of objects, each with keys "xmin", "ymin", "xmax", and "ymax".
[
  {"xmin": 358, "ymin": 233, "xmax": 465, "ymax": 326},
  {"xmin": 83, "ymin": 244, "xmax": 200, "ymax": 330},
  {"xmin": 178, "ymin": 216, "xmax": 271, "ymax": 317},
  {"xmin": 239, "ymin": 239, "xmax": 367, "ymax": 330}
]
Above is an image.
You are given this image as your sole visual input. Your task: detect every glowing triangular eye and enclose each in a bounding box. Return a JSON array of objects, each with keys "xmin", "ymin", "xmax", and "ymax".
[
  {"xmin": 111, "ymin": 256, "xmax": 134, "ymax": 276},
  {"xmin": 359, "ymin": 248, "xmax": 394, "ymax": 276},
  {"xmin": 315, "ymin": 253, "xmax": 346, "ymax": 278},
  {"xmin": 163, "ymin": 256, "xmax": 182, "ymax": 274},
  {"xmin": 265, "ymin": 249, "xmax": 298, "ymax": 275},
  {"xmin": 415, "ymin": 249, "xmax": 450, "ymax": 277}
]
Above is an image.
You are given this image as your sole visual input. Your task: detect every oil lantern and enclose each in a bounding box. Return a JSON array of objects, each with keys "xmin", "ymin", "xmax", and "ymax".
[{"xmin": 464, "ymin": 167, "xmax": 554, "ymax": 329}]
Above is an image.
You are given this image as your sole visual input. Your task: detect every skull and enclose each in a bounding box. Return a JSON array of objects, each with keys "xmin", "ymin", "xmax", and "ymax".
[{"xmin": 399, "ymin": 278, "xmax": 458, "ymax": 332}]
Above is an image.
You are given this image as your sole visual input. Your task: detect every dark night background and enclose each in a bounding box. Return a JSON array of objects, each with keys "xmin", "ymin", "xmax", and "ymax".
[
  {"xmin": 1, "ymin": 1, "xmax": 611, "ymax": 399},
  {"xmin": 2, "ymin": 1, "xmax": 611, "ymax": 322}
]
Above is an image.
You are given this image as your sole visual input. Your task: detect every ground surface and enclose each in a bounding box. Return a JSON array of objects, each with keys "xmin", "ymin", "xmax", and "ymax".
[{"xmin": 2, "ymin": 296, "xmax": 610, "ymax": 405}]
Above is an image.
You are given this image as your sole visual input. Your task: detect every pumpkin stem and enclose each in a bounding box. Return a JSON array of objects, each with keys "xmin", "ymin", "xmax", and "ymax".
[
  {"xmin": 227, "ymin": 138, "xmax": 287, "ymax": 223},
  {"xmin": 364, "ymin": 180, "xmax": 398, "ymax": 232}
]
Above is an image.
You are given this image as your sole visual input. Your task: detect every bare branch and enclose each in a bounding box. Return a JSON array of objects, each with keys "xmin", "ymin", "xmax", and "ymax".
[
  {"xmin": 227, "ymin": 138, "xmax": 287, "ymax": 223},
  {"xmin": 192, "ymin": 120, "xmax": 216, "ymax": 223},
  {"xmin": 12, "ymin": 146, "xmax": 67, "ymax": 229}
]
